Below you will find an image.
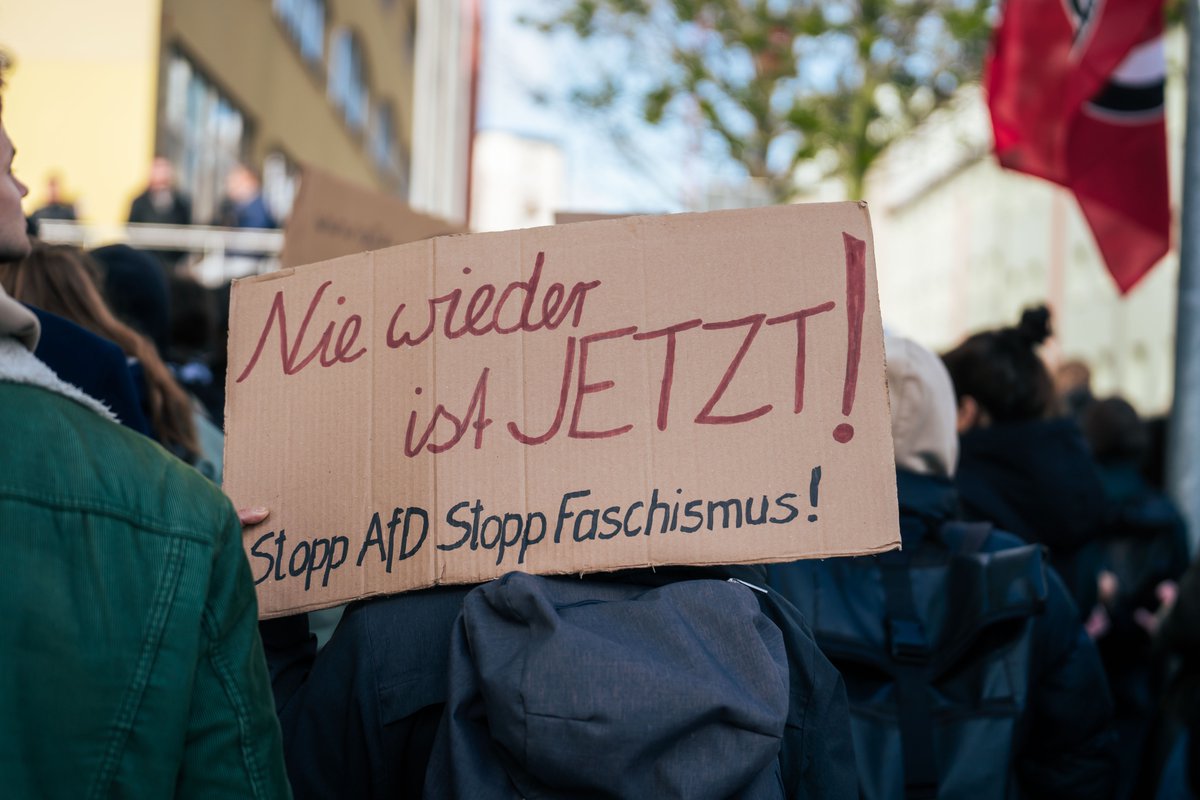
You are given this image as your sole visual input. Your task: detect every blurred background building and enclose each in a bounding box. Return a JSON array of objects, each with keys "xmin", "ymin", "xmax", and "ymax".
[
  {"xmin": 865, "ymin": 31, "xmax": 1187, "ymax": 415},
  {"xmin": 2, "ymin": 0, "xmax": 1186, "ymax": 419},
  {"xmin": 410, "ymin": 0, "xmax": 479, "ymax": 224},
  {"xmin": 4, "ymin": 0, "xmax": 477, "ymax": 229},
  {"xmin": 469, "ymin": 129, "xmax": 563, "ymax": 232}
]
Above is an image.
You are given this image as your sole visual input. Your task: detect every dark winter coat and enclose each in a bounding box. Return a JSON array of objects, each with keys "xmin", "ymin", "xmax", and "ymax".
[
  {"xmin": 261, "ymin": 566, "xmax": 856, "ymax": 799},
  {"xmin": 766, "ymin": 469, "xmax": 1118, "ymax": 799},
  {"xmin": 1092, "ymin": 461, "xmax": 1189, "ymax": 715},
  {"xmin": 128, "ymin": 188, "xmax": 193, "ymax": 267},
  {"xmin": 1154, "ymin": 557, "xmax": 1200, "ymax": 795},
  {"xmin": 957, "ymin": 417, "xmax": 1112, "ymax": 611},
  {"xmin": 29, "ymin": 306, "xmax": 152, "ymax": 437},
  {"xmin": 0, "ymin": 351, "xmax": 289, "ymax": 798},
  {"xmin": 216, "ymin": 193, "xmax": 277, "ymax": 230},
  {"xmin": 128, "ymin": 188, "xmax": 192, "ymax": 226}
]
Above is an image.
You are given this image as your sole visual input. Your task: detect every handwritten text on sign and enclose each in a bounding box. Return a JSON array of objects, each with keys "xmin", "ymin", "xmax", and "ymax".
[{"xmin": 224, "ymin": 203, "xmax": 899, "ymax": 617}]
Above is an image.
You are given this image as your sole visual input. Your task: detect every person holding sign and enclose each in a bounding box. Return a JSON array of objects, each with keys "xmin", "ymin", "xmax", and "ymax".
[
  {"xmin": 0, "ymin": 89, "xmax": 289, "ymax": 798},
  {"xmin": 262, "ymin": 565, "xmax": 857, "ymax": 798},
  {"xmin": 767, "ymin": 334, "xmax": 1117, "ymax": 799},
  {"xmin": 239, "ymin": 202, "xmax": 897, "ymax": 798}
]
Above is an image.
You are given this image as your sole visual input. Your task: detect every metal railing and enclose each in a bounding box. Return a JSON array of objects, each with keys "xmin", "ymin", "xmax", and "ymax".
[{"xmin": 36, "ymin": 219, "xmax": 286, "ymax": 286}]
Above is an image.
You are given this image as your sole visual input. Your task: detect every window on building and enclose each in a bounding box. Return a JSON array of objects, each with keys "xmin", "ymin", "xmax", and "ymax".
[
  {"xmin": 329, "ymin": 28, "xmax": 370, "ymax": 132},
  {"xmin": 161, "ymin": 50, "xmax": 248, "ymax": 224},
  {"xmin": 262, "ymin": 151, "xmax": 300, "ymax": 223},
  {"xmin": 370, "ymin": 101, "xmax": 411, "ymax": 197},
  {"xmin": 405, "ymin": 3, "xmax": 418, "ymax": 62},
  {"xmin": 274, "ymin": 0, "xmax": 326, "ymax": 63},
  {"xmin": 371, "ymin": 101, "xmax": 398, "ymax": 172}
]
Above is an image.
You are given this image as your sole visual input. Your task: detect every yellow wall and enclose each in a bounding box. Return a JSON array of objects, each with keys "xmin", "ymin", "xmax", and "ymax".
[{"xmin": 1, "ymin": 0, "xmax": 162, "ymax": 227}]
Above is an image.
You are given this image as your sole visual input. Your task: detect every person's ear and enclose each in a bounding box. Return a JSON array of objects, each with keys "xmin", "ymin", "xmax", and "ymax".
[{"xmin": 957, "ymin": 395, "xmax": 980, "ymax": 433}]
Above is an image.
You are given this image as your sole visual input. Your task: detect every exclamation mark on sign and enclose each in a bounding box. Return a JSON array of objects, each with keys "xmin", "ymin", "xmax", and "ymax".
[
  {"xmin": 834, "ymin": 232, "xmax": 866, "ymax": 443},
  {"xmin": 807, "ymin": 466, "xmax": 821, "ymax": 522}
]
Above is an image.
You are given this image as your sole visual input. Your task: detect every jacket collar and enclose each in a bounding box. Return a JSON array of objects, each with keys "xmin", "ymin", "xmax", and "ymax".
[
  {"xmin": 0, "ymin": 284, "xmax": 39, "ymax": 351},
  {"xmin": 0, "ymin": 338, "xmax": 116, "ymax": 421},
  {"xmin": 896, "ymin": 468, "xmax": 959, "ymax": 546}
]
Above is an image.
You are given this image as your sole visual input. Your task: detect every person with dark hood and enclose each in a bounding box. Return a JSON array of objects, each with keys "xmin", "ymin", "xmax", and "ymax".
[
  {"xmin": 166, "ymin": 272, "xmax": 226, "ymax": 424},
  {"xmin": 91, "ymin": 243, "xmax": 172, "ymax": 357},
  {"xmin": 1083, "ymin": 396, "xmax": 1191, "ymax": 797},
  {"xmin": 1146, "ymin": 556, "xmax": 1200, "ymax": 796},
  {"xmin": 942, "ymin": 305, "xmax": 1112, "ymax": 615},
  {"xmin": 767, "ymin": 333, "xmax": 1117, "ymax": 799}
]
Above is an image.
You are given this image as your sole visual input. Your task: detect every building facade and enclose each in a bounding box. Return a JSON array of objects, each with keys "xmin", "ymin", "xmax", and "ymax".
[
  {"xmin": 864, "ymin": 34, "xmax": 1187, "ymax": 416},
  {"xmin": 469, "ymin": 129, "xmax": 564, "ymax": 232},
  {"xmin": 408, "ymin": 0, "xmax": 478, "ymax": 224},
  {"xmin": 7, "ymin": 0, "xmax": 471, "ymax": 229}
]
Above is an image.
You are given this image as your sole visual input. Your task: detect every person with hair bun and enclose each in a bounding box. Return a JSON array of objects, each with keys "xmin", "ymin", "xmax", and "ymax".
[{"xmin": 942, "ymin": 305, "xmax": 1112, "ymax": 616}]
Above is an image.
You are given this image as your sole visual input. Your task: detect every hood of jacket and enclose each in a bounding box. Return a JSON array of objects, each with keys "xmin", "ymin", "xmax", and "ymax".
[
  {"xmin": 896, "ymin": 468, "xmax": 960, "ymax": 547},
  {"xmin": 0, "ymin": 284, "xmax": 39, "ymax": 350},
  {"xmin": 0, "ymin": 285, "xmax": 114, "ymax": 421},
  {"xmin": 885, "ymin": 333, "xmax": 959, "ymax": 478},
  {"xmin": 423, "ymin": 572, "xmax": 790, "ymax": 799},
  {"xmin": 957, "ymin": 417, "xmax": 1110, "ymax": 552}
]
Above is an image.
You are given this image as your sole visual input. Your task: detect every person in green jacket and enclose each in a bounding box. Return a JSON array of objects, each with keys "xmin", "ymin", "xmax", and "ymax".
[{"xmin": 0, "ymin": 95, "xmax": 290, "ymax": 797}]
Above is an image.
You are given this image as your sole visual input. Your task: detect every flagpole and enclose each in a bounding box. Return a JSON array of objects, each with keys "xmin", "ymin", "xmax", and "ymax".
[{"xmin": 1168, "ymin": 0, "xmax": 1200, "ymax": 555}]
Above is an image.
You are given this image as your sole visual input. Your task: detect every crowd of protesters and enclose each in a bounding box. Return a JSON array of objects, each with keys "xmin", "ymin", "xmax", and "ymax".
[{"xmin": 2, "ymin": 75, "xmax": 1199, "ymax": 799}]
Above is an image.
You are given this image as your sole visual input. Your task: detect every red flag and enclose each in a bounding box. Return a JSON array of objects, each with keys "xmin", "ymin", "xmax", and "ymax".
[{"xmin": 985, "ymin": 0, "xmax": 1170, "ymax": 294}]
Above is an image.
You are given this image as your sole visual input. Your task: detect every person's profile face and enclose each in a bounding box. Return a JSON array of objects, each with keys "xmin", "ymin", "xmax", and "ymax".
[{"xmin": 0, "ymin": 124, "xmax": 31, "ymax": 262}]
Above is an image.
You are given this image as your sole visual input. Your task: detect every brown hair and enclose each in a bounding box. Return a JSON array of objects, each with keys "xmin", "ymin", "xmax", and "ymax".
[
  {"xmin": 941, "ymin": 305, "xmax": 1057, "ymax": 423},
  {"xmin": 0, "ymin": 241, "xmax": 199, "ymax": 459}
]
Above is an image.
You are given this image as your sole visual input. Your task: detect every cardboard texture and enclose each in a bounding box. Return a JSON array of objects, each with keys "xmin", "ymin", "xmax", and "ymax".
[
  {"xmin": 279, "ymin": 165, "xmax": 465, "ymax": 269},
  {"xmin": 554, "ymin": 211, "xmax": 637, "ymax": 225},
  {"xmin": 226, "ymin": 202, "xmax": 900, "ymax": 617}
]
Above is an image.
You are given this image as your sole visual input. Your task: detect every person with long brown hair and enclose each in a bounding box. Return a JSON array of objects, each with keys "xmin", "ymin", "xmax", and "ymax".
[{"xmin": 0, "ymin": 240, "xmax": 199, "ymax": 461}]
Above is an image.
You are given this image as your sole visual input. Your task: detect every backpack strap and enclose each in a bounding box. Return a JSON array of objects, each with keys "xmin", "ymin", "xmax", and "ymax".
[
  {"xmin": 938, "ymin": 520, "xmax": 993, "ymax": 555},
  {"xmin": 879, "ymin": 551, "xmax": 939, "ymax": 800}
]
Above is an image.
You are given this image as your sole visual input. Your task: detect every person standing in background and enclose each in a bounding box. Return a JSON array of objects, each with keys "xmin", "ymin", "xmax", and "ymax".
[
  {"xmin": 216, "ymin": 163, "xmax": 277, "ymax": 230},
  {"xmin": 28, "ymin": 173, "xmax": 76, "ymax": 234},
  {"xmin": 128, "ymin": 155, "xmax": 192, "ymax": 269}
]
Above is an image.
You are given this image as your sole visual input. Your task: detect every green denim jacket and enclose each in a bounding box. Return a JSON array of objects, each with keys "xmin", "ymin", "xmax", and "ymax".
[{"xmin": 0, "ymin": 378, "xmax": 290, "ymax": 798}]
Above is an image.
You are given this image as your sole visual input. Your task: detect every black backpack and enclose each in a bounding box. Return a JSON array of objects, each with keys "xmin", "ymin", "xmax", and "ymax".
[{"xmin": 771, "ymin": 523, "xmax": 1048, "ymax": 800}]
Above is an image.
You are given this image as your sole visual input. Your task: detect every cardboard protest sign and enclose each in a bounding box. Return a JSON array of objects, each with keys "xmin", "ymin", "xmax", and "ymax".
[
  {"xmin": 225, "ymin": 202, "xmax": 899, "ymax": 617},
  {"xmin": 279, "ymin": 165, "xmax": 465, "ymax": 268}
]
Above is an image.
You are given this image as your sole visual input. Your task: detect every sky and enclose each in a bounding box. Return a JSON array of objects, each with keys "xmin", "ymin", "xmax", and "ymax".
[
  {"xmin": 474, "ymin": 0, "xmax": 851, "ymax": 215},
  {"xmin": 477, "ymin": 0, "xmax": 695, "ymax": 215}
]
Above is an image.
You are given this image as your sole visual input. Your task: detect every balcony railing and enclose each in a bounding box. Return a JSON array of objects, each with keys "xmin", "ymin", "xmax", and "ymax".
[{"xmin": 35, "ymin": 220, "xmax": 285, "ymax": 286}]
